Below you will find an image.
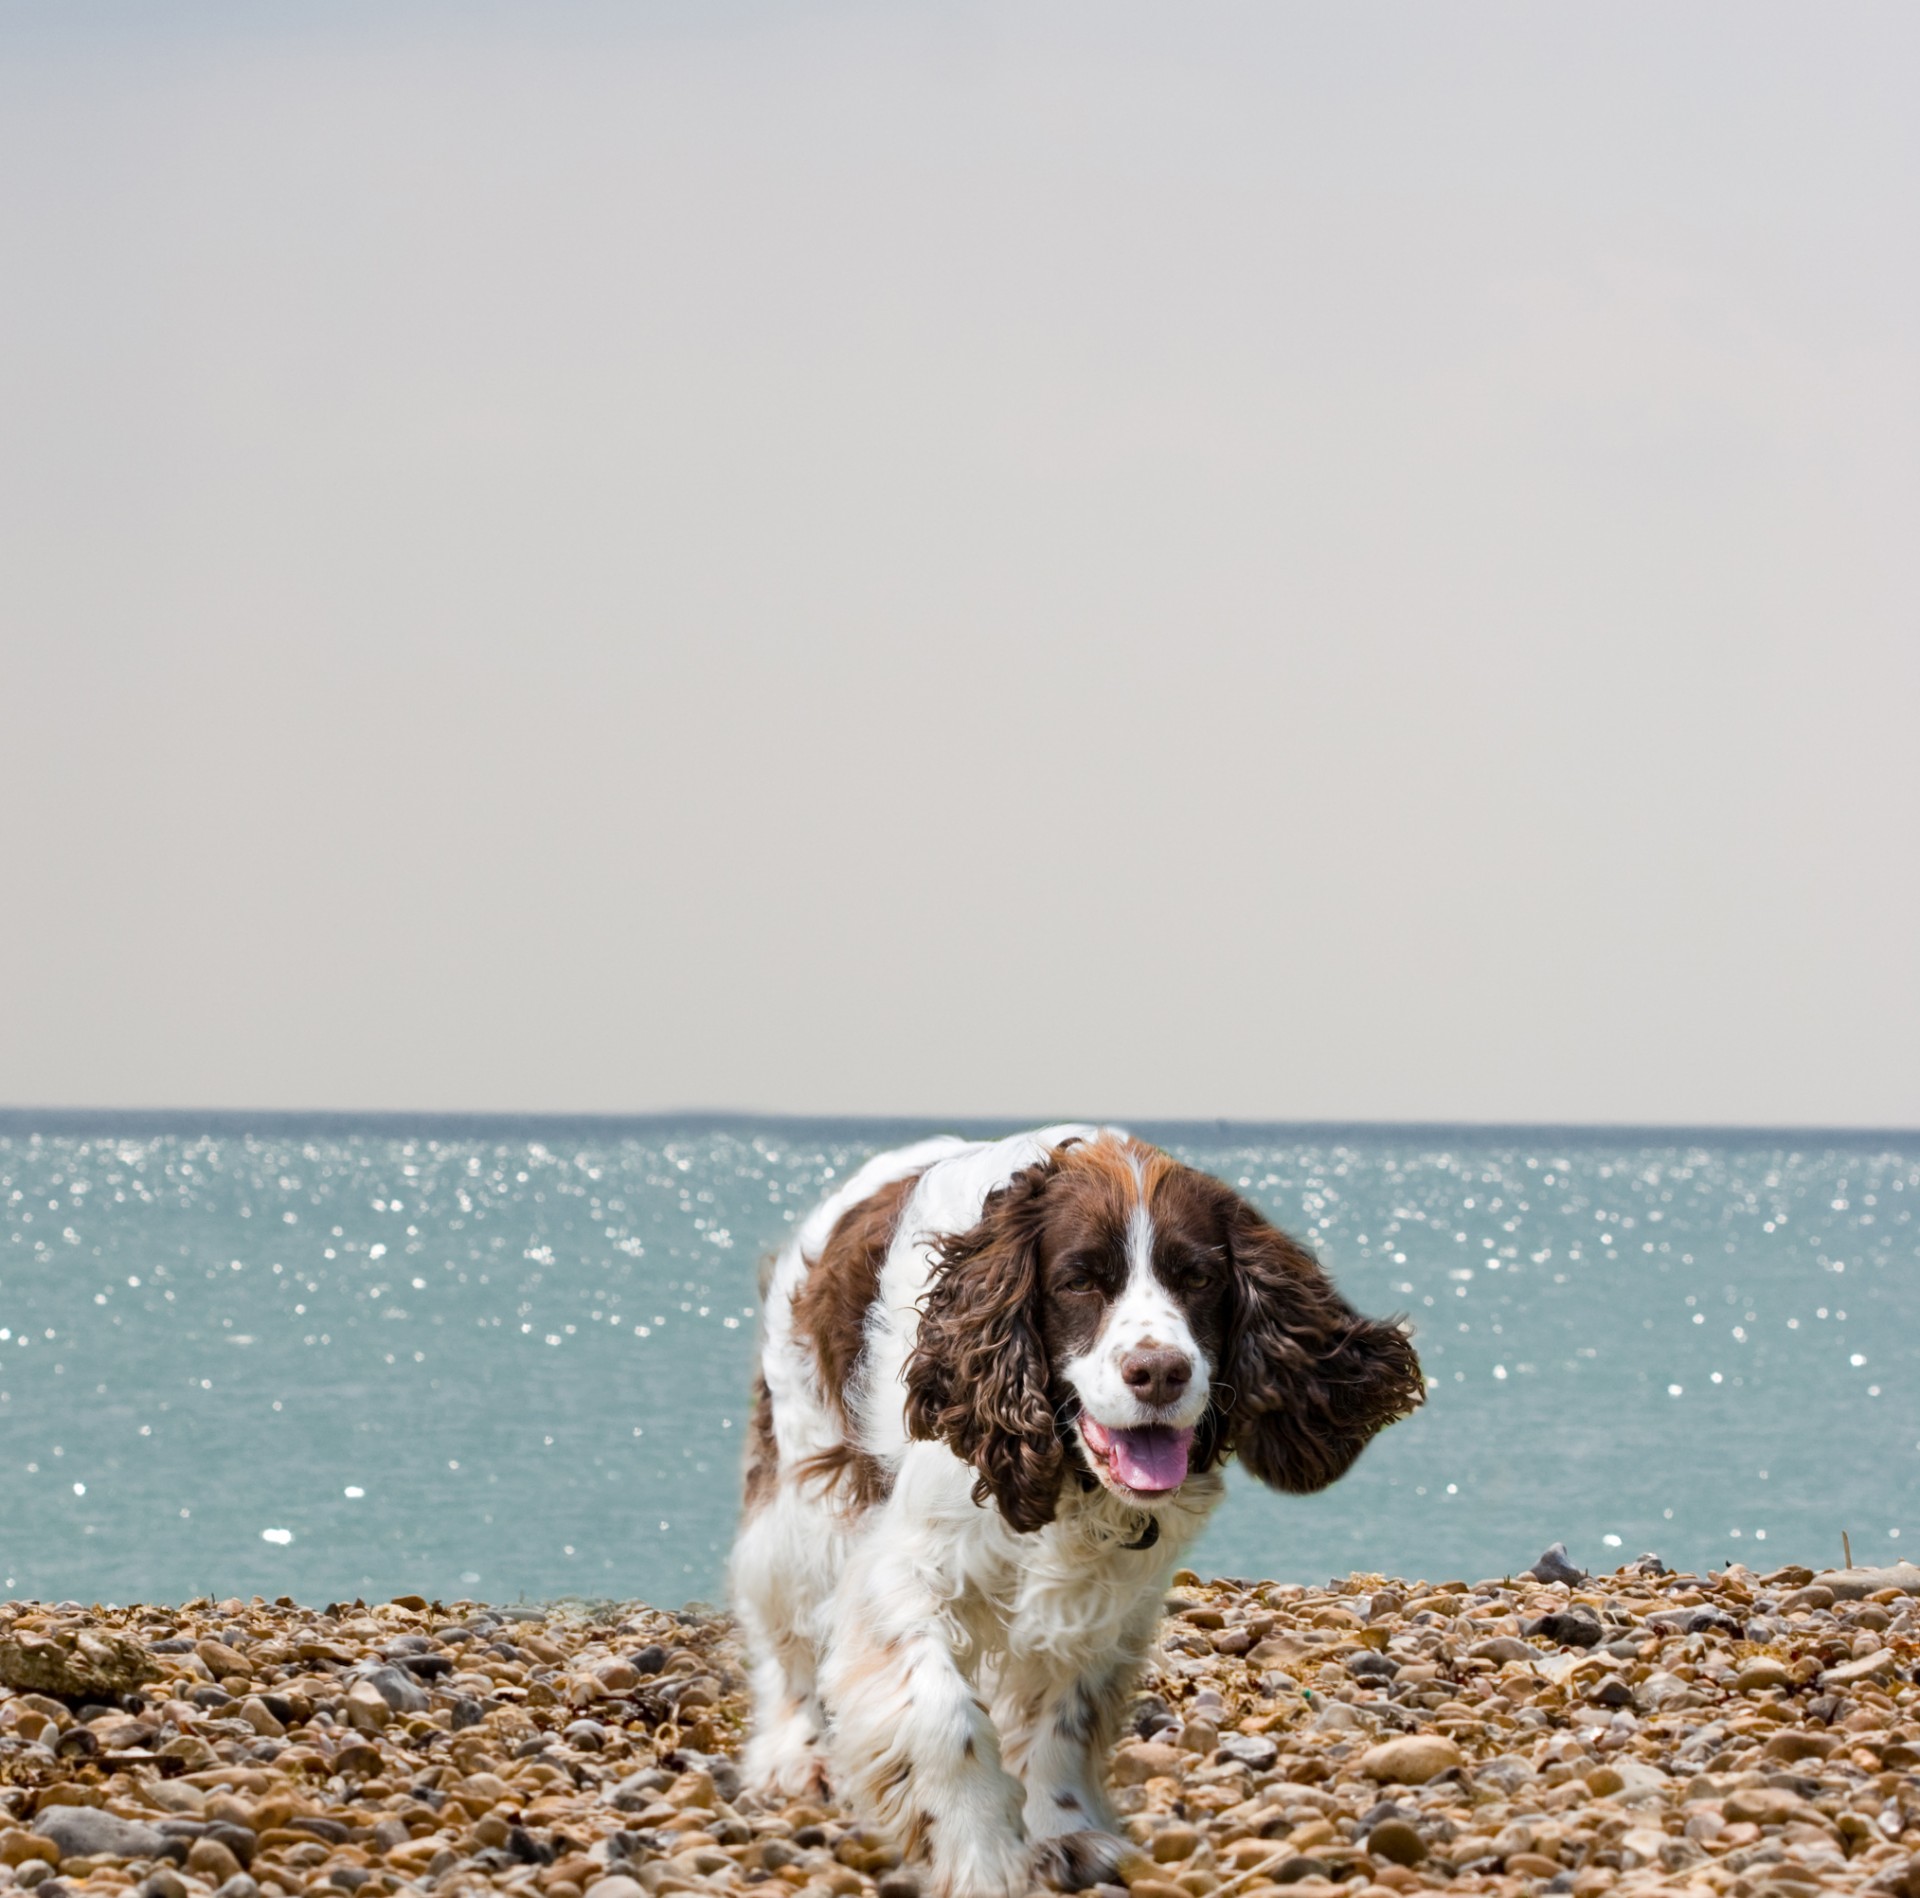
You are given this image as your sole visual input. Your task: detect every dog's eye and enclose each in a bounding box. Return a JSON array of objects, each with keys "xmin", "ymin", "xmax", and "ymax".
[{"xmin": 1059, "ymin": 1271, "xmax": 1098, "ymax": 1296}]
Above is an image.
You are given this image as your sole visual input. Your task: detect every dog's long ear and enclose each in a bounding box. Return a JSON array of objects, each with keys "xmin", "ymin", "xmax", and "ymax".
[
  {"xmin": 904, "ymin": 1159, "xmax": 1064, "ymax": 1533},
  {"xmin": 1220, "ymin": 1199, "xmax": 1424, "ymax": 1492}
]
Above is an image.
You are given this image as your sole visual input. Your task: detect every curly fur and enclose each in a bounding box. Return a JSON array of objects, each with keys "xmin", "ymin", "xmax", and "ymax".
[
  {"xmin": 903, "ymin": 1159, "xmax": 1066, "ymax": 1532},
  {"xmin": 1216, "ymin": 1197, "xmax": 1427, "ymax": 1490},
  {"xmin": 731, "ymin": 1125, "xmax": 1422, "ymax": 1898}
]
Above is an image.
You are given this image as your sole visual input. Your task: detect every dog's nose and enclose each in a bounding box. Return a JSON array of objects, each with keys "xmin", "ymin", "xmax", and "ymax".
[{"xmin": 1120, "ymin": 1346, "xmax": 1192, "ymax": 1408}]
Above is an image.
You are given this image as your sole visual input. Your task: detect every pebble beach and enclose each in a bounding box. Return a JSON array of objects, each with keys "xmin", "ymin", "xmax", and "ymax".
[{"xmin": 3, "ymin": 1559, "xmax": 1916, "ymax": 1898}]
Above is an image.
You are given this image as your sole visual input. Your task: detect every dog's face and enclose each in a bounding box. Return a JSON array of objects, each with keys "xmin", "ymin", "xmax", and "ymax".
[
  {"xmin": 1026, "ymin": 1144, "xmax": 1231, "ymax": 1504},
  {"xmin": 904, "ymin": 1135, "xmax": 1425, "ymax": 1533}
]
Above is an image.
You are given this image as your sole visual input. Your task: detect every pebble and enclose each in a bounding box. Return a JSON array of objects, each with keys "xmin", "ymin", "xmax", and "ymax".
[
  {"xmin": 350, "ymin": 1663, "xmax": 430, "ymax": 1713},
  {"xmin": 1360, "ymin": 1735, "xmax": 1466, "ymax": 1783},
  {"xmin": 1528, "ymin": 1608, "xmax": 1605, "ymax": 1648},
  {"xmin": 1366, "ymin": 1819, "xmax": 1427, "ymax": 1865},
  {"xmin": 1215, "ymin": 1731, "xmax": 1278, "ymax": 1771},
  {"xmin": 1529, "ymin": 1544, "xmax": 1589, "ymax": 1586},
  {"xmin": 1824, "ymin": 1652, "xmax": 1899, "ymax": 1690},
  {"xmin": 30, "ymin": 1811, "xmax": 179, "ymax": 1863},
  {"xmin": 0, "ymin": 1558, "xmax": 1914, "ymax": 1898},
  {"xmin": 1472, "ymin": 1636, "xmax": 1538, "ymax": 1664},
  {"xmin": 184, "ymin": 1837, "xmax": 245, "ymax": 1883}
]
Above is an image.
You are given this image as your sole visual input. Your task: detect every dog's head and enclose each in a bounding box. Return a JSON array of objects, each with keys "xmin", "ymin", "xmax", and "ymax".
[{"xmin": 902, "ymin": 1133, "xmax": 1424, "ymax": 1533}]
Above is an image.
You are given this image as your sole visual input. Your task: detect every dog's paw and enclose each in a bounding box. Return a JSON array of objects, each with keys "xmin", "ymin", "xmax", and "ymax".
[
  {"xmin": 742, "ymin": 1730, "xmax": 832, "ymax": 1804},
  {"xmin": 1032, "ymin": 1830, "xmax": 1139, "ymax": 1893}
]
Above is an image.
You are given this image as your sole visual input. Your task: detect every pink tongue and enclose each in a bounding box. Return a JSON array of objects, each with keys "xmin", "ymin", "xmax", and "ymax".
[{"xmin": 1106, "ymin": 1426, "xmax": 1194, "ymax": 1492}]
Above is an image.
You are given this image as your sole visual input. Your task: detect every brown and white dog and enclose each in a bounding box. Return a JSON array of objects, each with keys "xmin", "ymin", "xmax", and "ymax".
[{"xmin": 731, "ymin": 1126, "xmax": 1423, "ymax": 1898}]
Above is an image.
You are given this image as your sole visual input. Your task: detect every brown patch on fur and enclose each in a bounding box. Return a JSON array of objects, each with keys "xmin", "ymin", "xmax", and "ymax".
[
  {"xmin": 794, "ymin": 1441, "xmax": 896, "ymax": 1511},
  {"xmin": 1053, "ymin": 1667, "xmax": 1128, "ymax": 1759},
  {"xmin": 785, "ymin": 1168, "xmax": 923, "ymax": 1515},
  {"xmin": 1051, "ymin": 1133, "xmax": 1175, "ymax": 1214},
  {"xmin": 902, "ymin": 1810, "xmax": 937, "ymax": 1861},
  {"xmin": 793, "ymin": 1168, "xmax": 923, "ymax": 1424},
  {"xmin": 742, "ymin": 1370, "xmax": 779, "ymax": 1514},
  {"xmin": 834, "ymin": 1634, "xmax": 914, "ymax": 1708}
]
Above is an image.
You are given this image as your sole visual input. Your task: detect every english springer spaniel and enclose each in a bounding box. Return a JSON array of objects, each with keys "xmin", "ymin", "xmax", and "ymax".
[{"xmin": 731, "ymin": 1126, "xmax": 1423, "ymax": 1898}]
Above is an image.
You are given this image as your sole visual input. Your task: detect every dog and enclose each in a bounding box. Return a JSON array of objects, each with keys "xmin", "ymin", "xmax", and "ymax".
[{"xmin": 730, "ymin": 1125, "xmax": 1423, "ymax": 1898}]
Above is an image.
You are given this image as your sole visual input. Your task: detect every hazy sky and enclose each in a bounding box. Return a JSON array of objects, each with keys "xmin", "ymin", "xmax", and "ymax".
[{"xmin": 3, "ymin": 2, "xmax": 1916, "ymax": 1126}]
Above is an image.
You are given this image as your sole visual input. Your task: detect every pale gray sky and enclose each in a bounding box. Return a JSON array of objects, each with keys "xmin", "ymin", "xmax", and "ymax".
[{"xmin": 3, "ymin": 2, "xmax": 1916, "ymax": 1126}]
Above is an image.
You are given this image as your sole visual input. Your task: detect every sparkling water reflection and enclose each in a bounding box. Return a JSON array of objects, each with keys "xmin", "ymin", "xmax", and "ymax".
[{"xmin": 1, "ymin": 1116, "xmax": 1913, "ymax": 1605}]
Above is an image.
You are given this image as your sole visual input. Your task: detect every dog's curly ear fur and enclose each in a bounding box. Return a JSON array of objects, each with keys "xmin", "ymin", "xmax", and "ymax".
[
  {"xmin": 1219, "ymin": 1200, "xmax": 1425, "ymax": 1493},
  {"xmin": 904, "ymin": 1159, "xmax": 1064, "ymax": 1533}
]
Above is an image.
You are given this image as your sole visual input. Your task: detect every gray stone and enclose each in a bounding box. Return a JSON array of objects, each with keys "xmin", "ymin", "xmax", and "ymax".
[
  {"xmin": 1470, "ymin": 1636, "xmax": 1536, "ymax": 1664},
  {"xmin": 212, "ymin": 1879, "xmax": 261, "ymax": 1898},
  {"xmin": 1527, "ymin": 1609, "xmax": 1603, "ymax": 1648},
  {"xmin": 1214, "ymin": 1731, "xmax": 1279, "ymax": 1771},
  {"xmin": 1474, "ymin": 1757, "xmax": 1536, "ymax": 1793},
  {"xmin": 1528, "ymin": 1543, "xmax": 1587, "ymax": 1586},
  {"xmin": 1820, "ymin": 1650, "xmax": 1897, "ymax": 1690},
  {"xmin": 611, "ymin": 1773, "xmax": 664, "ymax": 1813},
  {"xmin": 349, "ymin": 1663, "xmax": 429, "ymax": 1713},
  {"xmin": 1598, "ymin": 1759, "xmax": 1672, "ymax": 1803},
  {"xmin": 1132, "ymin": 1694, "xmax": 1175, "ymax": 1738},
  {"xmin": 1684, "ymin": 1608, "xmax": 1744, "ymax": 1639},
  {"xmin": 1312, "ymin": 1701, "xmax": 1368, "ymax": 1733},
  {"xmin": 32, "ymin": 1810, "xmax": 184, "ymax": 1864},
  {"xmin": 206, "ymin": 1826, "xmax": 257, "ymax": 1870}
]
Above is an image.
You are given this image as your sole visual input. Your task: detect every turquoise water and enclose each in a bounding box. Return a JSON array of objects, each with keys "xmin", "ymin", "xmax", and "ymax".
[{"xmin": 1, "ymin": 1114, "xmax": 1914, "ymax": 1607}]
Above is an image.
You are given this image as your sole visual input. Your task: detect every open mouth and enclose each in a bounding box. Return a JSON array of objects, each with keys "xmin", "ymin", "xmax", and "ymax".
[{"xmin": 1078, "ymin": 1417, "xmax": 1195, "ymax": 1497}]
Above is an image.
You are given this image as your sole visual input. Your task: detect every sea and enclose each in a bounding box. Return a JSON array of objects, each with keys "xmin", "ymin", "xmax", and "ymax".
[{"xmin": 1, "ymin": 1114, "xmax": 1913, "ymax": 1610}]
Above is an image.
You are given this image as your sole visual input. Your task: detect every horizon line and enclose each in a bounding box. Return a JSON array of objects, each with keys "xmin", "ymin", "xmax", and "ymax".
[{"xmin": 2, "ymin": 1104, "xmax": 1916, "ymax": 1147}]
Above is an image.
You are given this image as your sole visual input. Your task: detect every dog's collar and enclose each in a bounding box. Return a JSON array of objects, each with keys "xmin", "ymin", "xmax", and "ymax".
[{"xmin": 1120, "ymin": 1514, "xmax": 1160, "ymax": 1552}]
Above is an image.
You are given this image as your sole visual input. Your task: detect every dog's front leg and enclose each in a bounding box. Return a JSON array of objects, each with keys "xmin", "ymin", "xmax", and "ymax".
[
  {"xmin": 993, "ymin": 1656, "xmax": 1142, "ymax": 1892},
  {"xmin": 821, "ymin": 1551, "xmax": 1029, "ymax": 1898}
]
